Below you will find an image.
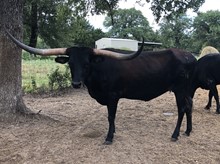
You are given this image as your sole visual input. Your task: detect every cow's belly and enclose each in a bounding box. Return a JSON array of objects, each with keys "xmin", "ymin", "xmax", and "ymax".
[
  {"xmin": 85, "ymin": 72, "xmax": 175, "ymax": 104},
  {"xmin": 87, "ymin": 81, "xmax": 171, "ymax": 105},
  {"xmin": 122, "ymin": 85, "xmax": 170, "ymax": 101}
]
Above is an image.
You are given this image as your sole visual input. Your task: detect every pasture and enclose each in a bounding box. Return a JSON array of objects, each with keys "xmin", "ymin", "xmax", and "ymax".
[
  {"xmin": 0, "ymin": 87, "xmax": 220, "ymax": 163},
  {"xmin": 22, "ymin": 58, "xmax": 68, "ymax": 92}
]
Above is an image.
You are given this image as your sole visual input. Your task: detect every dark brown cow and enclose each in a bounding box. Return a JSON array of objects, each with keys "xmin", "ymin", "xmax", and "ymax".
[
  {"xmin": 191, "ymin": 53, "xmax": 220, "ymax": 113},
  {"xmin": 6, "ymin": 30, "xmax": 197, "ymax": 144}
]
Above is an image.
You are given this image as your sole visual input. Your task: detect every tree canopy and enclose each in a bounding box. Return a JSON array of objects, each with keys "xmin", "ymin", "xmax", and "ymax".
[
  {"xmin": 192, "ymin": 10, "xmax": 220, "ymax": 52},
  {"xmin": 23, "ymin": 0, "xmax": 106, "ymax": 48},
  {"xmin": 158, "ymin": 14, "xmax": 193, "ymax": 50},
  {"xmin": 104, "ymin": 8, "xmax": 155, "ymax": 41},
  {"xmin": 23, "ymin": 0, "xmax": 206, "ymax": 48},
  {"xmin": 80, "ymin": 0, "xmax": 206, "ymax": 23},
  {"xmin": 149, "ymin": 0, "xmax": 205, "ymax": 22}
]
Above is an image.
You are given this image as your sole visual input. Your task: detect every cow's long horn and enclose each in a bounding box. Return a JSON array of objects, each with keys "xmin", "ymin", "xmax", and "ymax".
[
  {"xmin": 93, "ymin": 38, "xmax": 144, "ymax": 60},
  {"xmin": 5, "ymin": 30, "xmax": 67, "ymax": 56}
]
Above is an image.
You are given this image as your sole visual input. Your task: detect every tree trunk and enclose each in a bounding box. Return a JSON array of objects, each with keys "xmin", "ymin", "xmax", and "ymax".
[
  {"xmin": 0, "ymin": 0, "xmax": 30, "ymax": 116},
  {"xmin": 29, "ymin": 1, "xmax": 38, "ymax": 48},
  {"xmin": 103, "ymin": 0, "xmax": 115, "ymax": 26}
]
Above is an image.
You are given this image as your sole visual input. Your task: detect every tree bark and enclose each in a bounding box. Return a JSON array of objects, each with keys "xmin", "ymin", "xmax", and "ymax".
[{"xmin": 0, "ymin": 0, "xmax": 30, "ymax": 115}]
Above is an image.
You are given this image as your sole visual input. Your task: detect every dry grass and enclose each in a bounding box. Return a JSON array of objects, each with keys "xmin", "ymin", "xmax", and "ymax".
[{"xmin": 1, "ymin": 88, "xmax": 220, "ymax": 163}]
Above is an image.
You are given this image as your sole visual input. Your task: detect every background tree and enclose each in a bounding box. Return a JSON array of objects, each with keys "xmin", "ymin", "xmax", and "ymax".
[
  {"xmin": 148, "ymin": 0, "xmax": 205, "ymax": 22},
  {"xmin": 23, "ymin": 0, "xmax": 106, "ymax": 48},
  {"xmin": 85, "ymin": 0, "xmax": 119, "ymax": 26},
  {"xmin": 0, "ymin": 0, "xmax": 29, "ymax": 115},
  {"xmin": 23, "ymin": 0, "xmax": 117, "ymax": 48},
  {"xmin": 23, "ymin": 0, "xmax": 206, "ymax": 48},
  {"xmin": 23, "ymin": 0, "xmax": 79, "ymax": 48},
  {"xmin": 88, "ymin": 0, "xmax": 205, "ymax": 23},
  {"xmin": 158, "ymin": 14, "xmax": 193, "ymax": 50},
  {"xmin": 104, "ymin": 8, "xmax": 155, "ymax": 41},
  {"xmin": 192, "ymin": 10, "xmax": 220, "ymax": 53},
  {"xmin": 86, "ymin": 0, "xmax": 205, "ymax": 23},
  {"xmin": 68, "ymin": 18, "xmax": 106, "ymax": 47}
]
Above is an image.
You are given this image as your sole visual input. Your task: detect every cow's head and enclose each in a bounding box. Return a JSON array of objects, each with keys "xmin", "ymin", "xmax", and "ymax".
[
  {"xmin": 5, "ymin": 30, "xmax": 144, "ymax": 88},
  {"xmin": 55, "ymin": 47, "xmax": 94, "ymax": 88}
]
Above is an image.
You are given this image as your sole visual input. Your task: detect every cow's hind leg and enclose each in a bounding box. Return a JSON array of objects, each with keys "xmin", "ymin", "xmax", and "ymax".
[
  {"xmin": 171, "ymin": 110, "xmax": 184, "ymax": 141},
  {"xmin": 172, "ymin": 93, "xmax": 192, "ymax": 141},
  {"xmin": 209, "ymin": 84, "xmax": 220, "ymax": 114},
  {"xmin": 205, "ymin": 90, "xmax": 212, "ymax": 110},
  {"xmin": 104, "ymin": 99, "xmax": 119, "ymax": 145},
  {"xmin": 184, "ymin": 97, "xmax": 193, "ymax": 136}
]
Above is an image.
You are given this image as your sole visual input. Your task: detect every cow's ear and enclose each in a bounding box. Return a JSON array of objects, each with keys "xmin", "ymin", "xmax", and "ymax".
[
  {"xmin": 91, "ymin": 56, "xmax": 105, "ymax": 63},
  {"xmin": 55, "ymin": 57, "xmax": 69, "ymax": 64}
]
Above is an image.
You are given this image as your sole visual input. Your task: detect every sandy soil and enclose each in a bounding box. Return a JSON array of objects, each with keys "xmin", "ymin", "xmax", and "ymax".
[{"xmin": 0, "ymin": 87, "xmax": 220, "ymax": 164}]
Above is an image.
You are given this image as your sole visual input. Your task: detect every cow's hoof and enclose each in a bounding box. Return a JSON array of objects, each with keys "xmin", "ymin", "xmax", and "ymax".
[
  {"xmin": 183, "ymin": 132, "xmax": 190, "ymax": 136},
  {"xmin": 171, "ymin": 137, "xmax": 178, "ymax": 142},
  {"xmin": 204, "ymin": 106, "xmax": 210, "ymax": 110},
  {"xmin": 103, "ymin": 140, "xmax": 113, "ymax": 145},
  {"xmin": 215, "ymin": 111, "xmax": 220, "ymax": 114}
]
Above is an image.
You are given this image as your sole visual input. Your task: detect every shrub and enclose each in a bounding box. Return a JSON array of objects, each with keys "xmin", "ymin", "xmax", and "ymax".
[
  {"xmin": 31, "ymin": 76, "xmax": 37, "ymax": 90},
  {"xmin": 48, "ymin": 66, "xmax": 71, "ymax": 90},
  {"xmin": 22, "ymin": 76, "xmax": 37, "ymax": 93}
]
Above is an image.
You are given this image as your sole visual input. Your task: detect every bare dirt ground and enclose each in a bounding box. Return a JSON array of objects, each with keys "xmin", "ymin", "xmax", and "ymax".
[{"xmin": 1, "ymin": 87, "xmax": 220, "ymax": 164}]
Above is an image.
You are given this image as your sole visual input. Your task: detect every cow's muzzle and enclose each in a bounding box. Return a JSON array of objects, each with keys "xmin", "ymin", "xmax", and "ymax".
[{"xmin": 72, "ymin": 82, "xmax": 81, "ymax": 89}]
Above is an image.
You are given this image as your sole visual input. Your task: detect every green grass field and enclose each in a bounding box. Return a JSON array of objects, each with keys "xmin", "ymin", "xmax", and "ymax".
[{"xmin": 22, "ymin": 59, "xmax": 68, "ymax": 92}]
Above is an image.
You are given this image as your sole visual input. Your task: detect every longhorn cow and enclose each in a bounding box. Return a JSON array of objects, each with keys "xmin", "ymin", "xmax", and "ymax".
[{"xmin": 6, "ymin": 30, "xmax": 197, "ymax": 144}]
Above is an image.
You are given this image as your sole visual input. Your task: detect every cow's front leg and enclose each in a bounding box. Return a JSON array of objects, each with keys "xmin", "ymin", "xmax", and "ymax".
[{"xmin": 104, "ymin": 99, "xmax": 119, "ymax": 145}]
